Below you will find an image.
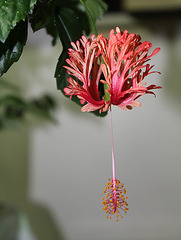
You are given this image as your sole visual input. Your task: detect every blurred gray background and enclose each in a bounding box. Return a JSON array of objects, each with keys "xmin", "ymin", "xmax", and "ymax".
[{"xmin": 0, "ymin": 1, "xmax": 181, "ymax": 240}]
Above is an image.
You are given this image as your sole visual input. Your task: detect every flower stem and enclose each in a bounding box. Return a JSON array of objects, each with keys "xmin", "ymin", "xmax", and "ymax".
[
  {"xmin": 110, "ymin": 107, "xmax": 116, "ymax": 180},
  {"xmin": 79, "ymin": 0, "xmax": 98, "ymax": 36}
]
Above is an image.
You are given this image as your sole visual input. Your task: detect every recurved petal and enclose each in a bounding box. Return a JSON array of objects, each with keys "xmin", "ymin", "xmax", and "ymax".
[{"xmin": 81, "ymin": 102, "xmax": 105, "ymax": 112}]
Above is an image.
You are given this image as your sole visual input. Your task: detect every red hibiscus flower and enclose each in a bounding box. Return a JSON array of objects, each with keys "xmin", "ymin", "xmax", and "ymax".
[{"xmin": 64, "ymin": 27, "xmax": 161, "ymax": 112}]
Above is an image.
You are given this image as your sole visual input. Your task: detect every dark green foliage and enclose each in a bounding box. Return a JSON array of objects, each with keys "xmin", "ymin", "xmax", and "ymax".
[
  {"xmin": 0, "ymin": 20, "xmax": 28, "ymax": 77},
  {"xmin": 0, "ymin": 0, "xmax": 37, "ymax": 42},
  {"xmin": 0, "ymin": 79, "xmax": 57, "ymax": 130},
  {"xmin": 0, "ymin": 0, "xmax": 108, "ymax": 117}
]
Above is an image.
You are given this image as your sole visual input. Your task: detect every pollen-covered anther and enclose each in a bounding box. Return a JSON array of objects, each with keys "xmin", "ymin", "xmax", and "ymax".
[{"xmin": 102, "ymin": 178, "xmax": 129, "ymax": 221}]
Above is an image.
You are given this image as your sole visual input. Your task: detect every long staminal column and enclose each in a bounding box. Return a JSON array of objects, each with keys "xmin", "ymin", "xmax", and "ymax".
[{"xmin": 102, "ymin": 108, "xmax": 129, "ymax": 221}]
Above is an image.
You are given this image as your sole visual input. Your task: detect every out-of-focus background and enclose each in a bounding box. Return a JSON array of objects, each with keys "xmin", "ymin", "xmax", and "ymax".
[{"xmin": 0, "ymin": 0, "xmax": 181, "ymax": 240}]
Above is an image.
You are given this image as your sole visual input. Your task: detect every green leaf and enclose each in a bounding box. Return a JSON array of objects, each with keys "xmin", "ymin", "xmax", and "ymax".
[
  {"xmin": 55, "ymin": 7, "xmax": 86, "ymax": 107},
  {"xmin": 55, "ymin": 7, "xmax": 85, "ymax": 110},
  {"xmin": 45, "ymin": 19, "xmax": 59, "ymax": 45},
  {"xmin": 55, "ymin": 50, "xmax": 69, "ymax": 89},
  {"xmin": 0, "ymin": 20, "xmax": 27, "ymax": 77},
  {"xmin": 55, "ymin": 7, "xmax": 83, "ymax": 88},
  {"xmin": 85, "ymin": 0, "xmax": 107, "ymax": 23},
  {"xmin": 45, "ymin": 1, "xmax": 90, "ymax": 45},
  {"xmin": 0, "ymin": 0, "xmax": 37, "ymax": 42},
  {"xmin": 30, "ymin": 0, "xmax": 60, "ymax": 45},
  {"xmin": 30, "ymin": 0, "xmax": 55, "ymax": 32},
  {"xmin": 56, "ymin": 7, "xmax": 82, "ymax": 47}
]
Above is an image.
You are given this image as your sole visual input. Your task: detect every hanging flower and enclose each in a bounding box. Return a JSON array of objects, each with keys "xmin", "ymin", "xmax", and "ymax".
[
  {"xmin": 63, "ymin": 27, "xmax": 161, "ymax": 221},
  {"xmin": 64, "ymin": 27, "xmax": 161, "ymax": 112}
]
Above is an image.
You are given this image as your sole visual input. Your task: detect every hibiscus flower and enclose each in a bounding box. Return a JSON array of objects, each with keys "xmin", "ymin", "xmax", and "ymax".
[{"xmin": 64, "ymin": 27, "xmax": 161, "ymax": 112}]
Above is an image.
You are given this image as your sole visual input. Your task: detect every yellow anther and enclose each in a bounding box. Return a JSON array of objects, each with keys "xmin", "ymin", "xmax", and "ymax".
[
  {"xmin": 117, "ymin": 201, "xmax": 119, "ymax": 204},
  {"xmin": 126, "ymin": 196, "xmax": 128, "ymax": 199},
  {"xmin": 105, "ymin": 187, "xmax": 107, "ymax": 190},
  {"xmin": 113, "ymin": 187, "xmax": 116, "ymax": 190},
  {"xmin": 121, "ymin": 216, "xmax": 123, "ymax": 218},
  {"xmin": 108, "ymin": 178, "xmax": 110, "ymax": 181},
  {"xmin": 110, "ymin": 216, "xmax": 112, "ymax": 219},
  {"xmin": 112, "ymin": 211, "xmax": 114, "ymax": 214},
  {"xmin": 106, "ymin": 194, "xmax": 108, "ymax": 197},
  {"xmin": 106, "ymin": 183, "xmax": 109, "ymax": 186},
  {"xmin": 111, "ymin": 206, "xmax": 114, "ymax": 209},
  {"xmin": 110, "ymin": 199, "xmax": 113, "ymax": 203},
  {"xmin": 106, "ymin": 210, "xmax": 108, "ymax": 213},
  {"xmin": 117, "ymin": 214, "xmax": 119, "ymax": 217},
  {"xmin": 122, "ymin": 197, "xmax": 125, "ymax": 201},
  {"xmin": 106, "ymin": 216, "xmax": 108, "ymax": 219},
  {"xmin": 102, "ymin": 198, "xmax": 104, "ymax": 200},
  {"xmin": 116, "ymin": 219, "xmax": 119, "ymax": 222},
  {"xmin": 116, "ymin": 210, "xmax": 118, "ymax": 213}
]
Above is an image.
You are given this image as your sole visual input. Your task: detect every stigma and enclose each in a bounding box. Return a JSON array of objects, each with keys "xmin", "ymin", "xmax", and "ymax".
[{"xmin": 102, "ymin": 178, "xmax": 129, "ymax": 221}]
